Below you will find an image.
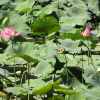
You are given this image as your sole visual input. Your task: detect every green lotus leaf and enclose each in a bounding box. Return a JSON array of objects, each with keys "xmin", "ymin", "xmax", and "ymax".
[
  {"xmin": 15, "ymin": 0, "xmax": 35, "ymax": 13},
  {"xmin": 31, "ymin": 16, "xmax": 61, "ymax": 35},
  {"xmin": 6, "ymin": 54, "xmax": 39, "ymax": 63}
]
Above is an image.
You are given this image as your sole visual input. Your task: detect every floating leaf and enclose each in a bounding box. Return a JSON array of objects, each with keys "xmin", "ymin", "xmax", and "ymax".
[
  {"xmin": 31, "ymin": 16, "xmax": 61, "ymax": 35},
  {"xmin": 54, "ymin": 86, "xmax": 79, "ymax": 95},
  {"xmin": 15, "ymin": 0, "xmax": 35, "ymax": 13},
  {"xmin": 6, "ymin": 54, "xmax": 39, "ymax": 63},
  {"xmin": 31, "ymin": 61, "xmax": 54, "ymax": 77},
  {"xmin": 32, "ymin": 83, "xmax": 52, "ymax": 95},
  {"xmin": 23, "ymin": 79, "xmax": 52, "ymax": 95}
]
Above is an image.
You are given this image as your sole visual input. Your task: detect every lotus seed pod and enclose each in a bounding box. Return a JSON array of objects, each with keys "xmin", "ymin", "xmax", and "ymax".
[{"xmin": 16, "ymin": 71, "xmax": 21, "ymax": 75}]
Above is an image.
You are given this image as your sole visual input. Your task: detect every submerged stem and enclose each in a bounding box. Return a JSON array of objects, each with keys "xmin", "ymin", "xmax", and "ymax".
[
  {"xmin": 85, "ymin": 38, "xmax": 99, "ymax": 82},
  {"xmin": 81, "ymin": 47, "xmax": 84, "ymax": 84},
  {"xmin": 11, "ymin": 40, "xmax": 17, "ymax": 85}
]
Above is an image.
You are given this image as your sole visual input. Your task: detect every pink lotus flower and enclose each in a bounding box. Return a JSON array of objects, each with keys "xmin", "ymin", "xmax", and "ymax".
[
  {"xmin": 80, "ymin": 27, "xmax": 91, "ymax": 37},
  {"xmin": 0, "ymin": 27, "xmax": 23, "ymax": 40}
]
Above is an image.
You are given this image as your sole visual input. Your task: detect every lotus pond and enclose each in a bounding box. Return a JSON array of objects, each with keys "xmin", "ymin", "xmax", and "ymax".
[{"xmin": 0, "ymin": 0, "xmax": 100, "ymax": 100}]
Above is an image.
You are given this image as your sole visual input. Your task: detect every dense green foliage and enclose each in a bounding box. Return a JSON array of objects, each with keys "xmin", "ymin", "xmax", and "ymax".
[{"xmin": 0, "ymin": 0, "xmax": 100, "ymax": 100}]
